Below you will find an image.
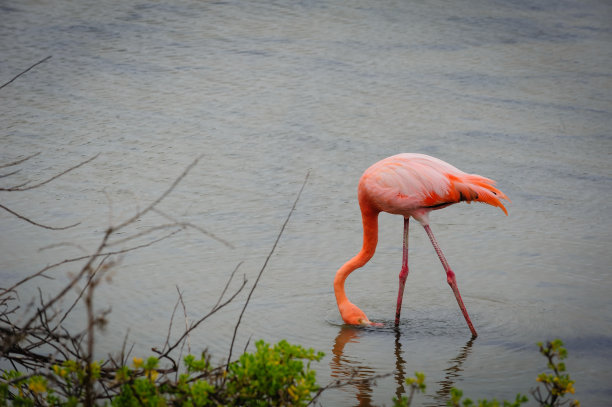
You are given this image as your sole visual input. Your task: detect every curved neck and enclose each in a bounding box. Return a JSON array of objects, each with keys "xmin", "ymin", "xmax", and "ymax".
[{"xmin": 334, "ymin": 210, "xmax": 379, "ymax": 305}]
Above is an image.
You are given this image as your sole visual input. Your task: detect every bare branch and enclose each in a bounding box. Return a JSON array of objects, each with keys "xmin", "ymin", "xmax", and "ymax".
[
  {"xmin": 159, "ymin": 269, "xmax": 248, "ymax": 358},
  {"xmin": 107, "ymin": 224, "xmax": 186, "ymax": 247},
  {"xmin": 0, "ymin": 56, "xmax": 52, "ymax": 90},
  {"xmin": 213, "ymin": 261, "xmax": 243, "ymax": 310},
  {"xmin": 39, "ymin": 241, "xmax": 88, "ymax": 254},
  {"xmin": 2, "ymin": 154, "xmax": 99, "ymax": 192},
  {"xmin": 161, "ymin": 287, "xmax": 184, "ymax": 355},
  {"xmin": 177, "ymin": 286, "xmax": 191, "ymax": 367},
  {"xmin": 1, "ymin": 229, "xmax": 180, "ymax": 295},
  {"xmin": 55, "ymin": 254, "xmax": 114, "ymax": 328},
  {"xmin": 226, "ymin": 170, "xmax": 310, "ymax": 369},
  {"xmin": 1, "ymin": 154, "xmax": 261, "ymax": 404},
  {"xmin": 0, "ymin": 229, "xmax": 112, "ymax": 356},
  {"xmin": 113, "ymin": 155, "xmax": 203, "ymax": 233},
  {"xmin": 0, "ymin": 203, "xmax": 80, "ymax": 230},
  {"xmin": 153, "ymin": 207, "xmax": 234, "ymax": 249},
  {"xmin": 0, "ymin": 153, "xmax": 98, "ymax": 230},
  {"xmin": 0, "ymin": 152, "xmax": 41, "ymax": 169},
  {"xmin": 0, "ymin": 169, "xmax": 22, "ymax": 179}
]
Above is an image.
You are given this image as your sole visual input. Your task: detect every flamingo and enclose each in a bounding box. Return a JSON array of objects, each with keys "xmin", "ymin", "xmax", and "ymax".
[{"xmin": 333, "ymin": 153, "xmax": 509, "ymax": 337}]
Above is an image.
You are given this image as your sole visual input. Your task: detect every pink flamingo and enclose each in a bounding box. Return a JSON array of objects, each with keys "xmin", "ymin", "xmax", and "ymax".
[{"xmin": 333, "ymin": 153, "xmax": 509, "ymax": 337}]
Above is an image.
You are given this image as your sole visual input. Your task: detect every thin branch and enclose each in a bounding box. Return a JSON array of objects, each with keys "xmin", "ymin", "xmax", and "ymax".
[
  {"xmin": 153, "ymin": 208, "xmax": 234, "ymax": 249},
  {"xmin": 103, "ymin": 189, "xmax": 114, "ymax": 227},
  {"xmin": 213, "ymin": 261, "xmax": 242, "ymax": 310},
  {"xmin": 176, "ymin": 286, "xmax": 191, "ymax": 360},
  {"xmin": 154, "ymin": 264, "xmax": 244, "ymax": 361},
  {"xmin": 1, "ymin": 229, "xmax": 112, "ymax": 355},
  {"xmin": 55, "ymin": 255, "xmax": 113, "ymax": 328},
  {"xmin": 0, "ymin": 56, "xmax": 52, "ymax": 90},
  {"xmin": 0, "ymin": 154, "xmax": 98, "ymax": 230},
  {"xmin": 113, "ymin": 155, "xmax": 203, "ymax": 233},
  {"xmin": 85, "ymin": 253, "xmax": 97, "ymax": 407},
  {"xmin": 178, "ymin": 289, "xmax": 190, "ymax": 354},
  {"xmin": 2, "ymin": 154, "xmax": 99, "ymax": 192},
  {"xmin": 0, "ymin": 152, "xmax": 41, "ymax": 169},
  {"xmin": 0, "ymin": 203, "xmax": 80, "ymax": 230},
  {"xmin": 162, "ymin": 287, "xmax": 184, "ymax": 355},
  {"xmin": 0, "ymin": 169, "xmax": 21, "ymax": 179},
  {"xmin": 107, "ymin": 224, "xmax": 186, "ymax": 247},
  {"xmin": 1, "ymin": 229, "xmax": 180, "ymax": 295},
  {"xmin": 160, "ymin": 272, "xmax": 247, "ymax": 357},
  {"xmin": 39, "ymin": 241, "xmax": 88, "ymax": 254},
  {"xmin": 1, "ymin": 154, "xmax": 250, "ymax": 403},
  {"xmin": 242, "ymin": 335, "xmax": 252, "ymax": 355},
  {"xmin": 226, "ymin": 170, "xmax": 310, "ymax": 369}
]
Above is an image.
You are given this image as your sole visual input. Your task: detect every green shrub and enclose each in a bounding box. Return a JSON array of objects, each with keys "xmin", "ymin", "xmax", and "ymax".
[
  {"xmin": 1, "ymin": 340, "xmax": 323, "ymax": 406},
  {"xmin": 225, "ymin": 340, "xmax": 324, "ymax": 406}
]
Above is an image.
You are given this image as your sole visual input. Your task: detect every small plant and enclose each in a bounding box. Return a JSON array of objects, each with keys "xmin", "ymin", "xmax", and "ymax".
[
  {"xmin": 448, "ymin": 388, "xmax": 528, "ymax": 407},
  {"xmin": 393, "ymin": 372, "xmax": 426, "ymax": 407},
  {"xmin": 531, "ymin": 339, "xmax": 579, "ymax": 407},
  {"xmin": 112, "ymin": 356, "xmax": 166, "ymax": 407},
  {"xmin": 225, "ymin": 340, "xmax": 324, "ymax": 406}
]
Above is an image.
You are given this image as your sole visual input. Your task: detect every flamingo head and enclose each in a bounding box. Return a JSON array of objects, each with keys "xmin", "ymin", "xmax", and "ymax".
[{"xmin": 338, "ymin": 301, "xmax": 382, "ymax": 327}]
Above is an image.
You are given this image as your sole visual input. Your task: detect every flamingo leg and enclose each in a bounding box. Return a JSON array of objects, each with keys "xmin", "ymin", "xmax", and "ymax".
[
  {"xmin": 423, "ymin": 224, "xmax": 478, "ymax": 338},
  {"xmin": 395, "ymin": 217, "xmax": 410, "ymax": 326}
]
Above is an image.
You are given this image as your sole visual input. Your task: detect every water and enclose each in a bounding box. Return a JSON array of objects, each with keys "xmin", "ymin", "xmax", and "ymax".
[{"xmin": 1, "ymin": 0, "xmax": 611, "ymax": 405}]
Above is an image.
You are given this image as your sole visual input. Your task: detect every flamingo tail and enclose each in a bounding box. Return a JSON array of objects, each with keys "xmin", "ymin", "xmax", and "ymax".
[{"xmin": 448, "ymin": 173, "xmax": 510, "ymax": 215}]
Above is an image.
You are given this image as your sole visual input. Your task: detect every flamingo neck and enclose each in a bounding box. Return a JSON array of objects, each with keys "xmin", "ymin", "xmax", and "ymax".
[{"xmin": 334, "ymin": 210, "xmax": 379, "ymax": 306}]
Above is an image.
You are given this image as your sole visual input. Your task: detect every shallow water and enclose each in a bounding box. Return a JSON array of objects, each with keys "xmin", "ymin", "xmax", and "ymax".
[{"xmin": 1, "ymin": 0, "xmax": 611, "ymax": 405}]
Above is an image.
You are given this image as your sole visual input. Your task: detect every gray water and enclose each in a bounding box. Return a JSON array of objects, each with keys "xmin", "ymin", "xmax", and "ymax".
[{"xmin": 1, "ymin": 0, "xmax": 611, "ymax": 405}]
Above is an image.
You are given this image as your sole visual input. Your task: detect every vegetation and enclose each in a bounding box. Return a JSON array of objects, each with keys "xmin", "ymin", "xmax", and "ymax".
[
  {"xmin": 0, "ymin": 341, "xmax": 323, "ymax": 407},
  {"xmin": 0, "ymin": 333, "xmax": 580, "ymax": 407},
  {"xmin": 0, "ymin": 149, "xmax": 320, "ymax": 406},
  {"xmin": 392, "ymin": 372, "xmax": 426, "ymax": 406},
  {"xmin": 532, "ymin": 340, "xmax": 579, "ymax": 407},
  {"xmin": 0, "ymin": 340, "xmax": 322, "ymax": 406}
]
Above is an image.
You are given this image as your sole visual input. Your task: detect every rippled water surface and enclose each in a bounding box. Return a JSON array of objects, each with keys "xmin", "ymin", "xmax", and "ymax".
[{"xmin": 2, "ymin": 0, "xmax": 611, "ymax": 405}]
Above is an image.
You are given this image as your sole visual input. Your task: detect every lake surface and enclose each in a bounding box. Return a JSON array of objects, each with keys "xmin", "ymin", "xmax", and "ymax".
[{"xmin": 1, "ymin": 0, "xmax": 611, "ymax": 405}]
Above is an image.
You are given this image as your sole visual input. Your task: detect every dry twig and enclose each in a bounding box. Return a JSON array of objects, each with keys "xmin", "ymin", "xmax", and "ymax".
[
  {"xmin": 226, "ymin": 170, "xmax": 310, "ymax": 369},
  {"xmin": 0, "ymin": 56, "xmax": 52, "ymax": 90}
]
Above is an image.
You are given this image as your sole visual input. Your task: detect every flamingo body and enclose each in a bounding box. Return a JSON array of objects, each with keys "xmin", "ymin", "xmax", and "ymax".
[
  {"xmin": 359, "ymin": 154, "xmax": 507, "ymax": 223},
  {"xmin": 334, "ymin": 153, "xmax": 509, "ymax": 335}
]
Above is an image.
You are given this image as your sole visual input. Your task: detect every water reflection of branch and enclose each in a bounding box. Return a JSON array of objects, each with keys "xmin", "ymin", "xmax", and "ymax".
[
  {"xmin": 328, "ymin": 326, "xmax": 388, "ymax": 407},
  {"xmin": 426, "ymin": 338, "xmax": 475, "ymax": 407}
]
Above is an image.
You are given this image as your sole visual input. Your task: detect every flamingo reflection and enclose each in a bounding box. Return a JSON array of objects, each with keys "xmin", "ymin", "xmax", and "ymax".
[
  {"xmin": 330, "ymin": 326, "xmax": 378, "ymax": 407},
  {"xmin": 425, "ymin": 338, "xmax": 474, "ymax": 406},
  {"xmin": 330, "ymin": 325, "xmax": 475, "ymax": 407}
]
